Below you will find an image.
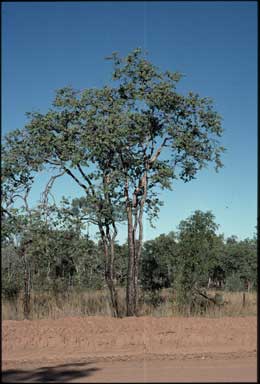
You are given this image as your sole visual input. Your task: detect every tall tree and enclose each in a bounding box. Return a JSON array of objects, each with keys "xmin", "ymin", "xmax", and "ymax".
[
  {"xmin": 2, "ymin": 48, "xmax": 225, "ymax": 316},
  {"xmin": 101, "ymin": 49, "xmax": 224, "ymax": 315}
]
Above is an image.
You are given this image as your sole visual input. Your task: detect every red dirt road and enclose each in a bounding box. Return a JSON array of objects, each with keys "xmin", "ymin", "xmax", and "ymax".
[{"xmin": 2, "ymin": 316, "xmax": 257, "ymax": 382}]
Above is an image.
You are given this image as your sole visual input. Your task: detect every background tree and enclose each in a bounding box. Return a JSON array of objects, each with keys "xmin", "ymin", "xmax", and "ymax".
[
  {"xmin": 141, "ymin": 232, "xmax": 177, "ymax": 292},
  {"xmin": 1, "ymin": 203, "xmax": 257, "ymax": 319},
  {"xmin": 1, "ymin": 205, "xmax": 46, "ymax": 319},
  {"xmin": 2, "ymin": 48, "xmax": 225, "ymax": 316},
  {"xmin": 206, "ymin": 233, "xmax": 226, "ymax": 288},
  {"xmin": 223, "ymin": 237, "xmax": 257, "ymax": 291},
  {"xmin": 174, "ymin": 210, "xmax": 220, "ymax": 313},
  {"xmin": 2, "ymin": 234, "xmax": 23, "ymax": 301}
]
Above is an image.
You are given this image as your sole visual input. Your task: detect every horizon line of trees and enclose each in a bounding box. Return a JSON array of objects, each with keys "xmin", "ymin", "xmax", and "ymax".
[{"xmin": 2, "ymin": 206, "xmax": 257, "ymax": 318}]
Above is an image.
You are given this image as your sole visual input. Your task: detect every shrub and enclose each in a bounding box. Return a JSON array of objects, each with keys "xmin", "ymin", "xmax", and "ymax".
[{"xmin": 225, "ymin": 273, "xmax": 244, "ymax": 292}]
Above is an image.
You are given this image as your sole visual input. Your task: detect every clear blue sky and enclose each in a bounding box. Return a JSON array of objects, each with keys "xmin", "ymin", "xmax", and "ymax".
[{"xmin": 2, "ymin": 1, "xmax": 257, "ymax": 243}]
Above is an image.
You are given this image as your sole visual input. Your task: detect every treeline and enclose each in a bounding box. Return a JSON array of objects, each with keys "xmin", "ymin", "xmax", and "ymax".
[{"xmin": 2, "ymin": 209, "xmax": 257, "ymax": 315}]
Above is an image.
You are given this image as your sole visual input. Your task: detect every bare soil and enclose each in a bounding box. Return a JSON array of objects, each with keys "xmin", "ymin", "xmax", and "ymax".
[{"xmin": 2, "ymin": 316, "xmax": 257, "ymax": 382}]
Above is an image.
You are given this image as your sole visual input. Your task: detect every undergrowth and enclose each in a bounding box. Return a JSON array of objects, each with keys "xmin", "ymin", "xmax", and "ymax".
[{"xmin": 2, "ymin": 288, "xmax": 257, "ymax": 320}]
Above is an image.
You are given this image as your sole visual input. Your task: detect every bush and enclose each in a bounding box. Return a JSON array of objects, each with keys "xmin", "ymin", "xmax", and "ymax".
[
  {"xmin": 143, "ymin": 290, "xmax": 165, "ymax": 308},
  {"xmin": 2, "ymin": 283, "xmax": 21, "ymax": 300},
  {"xmin": 225, "ymin": 274, "xmax": 244, "ymax": 292}
]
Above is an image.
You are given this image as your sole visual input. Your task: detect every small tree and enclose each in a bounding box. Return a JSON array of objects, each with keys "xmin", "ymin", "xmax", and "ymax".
[
  {"xmin": 1, "ymin": 157, "xmax": 35, "ymax": 318},
  {"xmin": 1, "ymin": 203, "xmax": 46, "ymax": 319},
  {"xmin": 175, "ymin": 210, "xmax": 220, "ymax": 312},
  {"xmin": 223, "ymin": 237, "xmax": 257, "ymax": 291},
  {"xmin": 2, "ymin": 48, "xmax": 225, "ymax": 316}
]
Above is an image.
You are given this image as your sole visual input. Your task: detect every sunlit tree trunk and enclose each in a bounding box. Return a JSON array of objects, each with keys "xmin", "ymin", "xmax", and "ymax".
[
  {"xmin": 99, "ymin": 224, "xmax": 120, "ymax": 317},
  {"xmin": 20, "ymin": 240, "xmax": 32, "ymax": 320},
  {"xmin": 126, "ymin": 172, "xmax": 147, "ymax": 316},
  {"xmin": 126, "ymin": 205, "xmax": 136, "ymax": 316}
]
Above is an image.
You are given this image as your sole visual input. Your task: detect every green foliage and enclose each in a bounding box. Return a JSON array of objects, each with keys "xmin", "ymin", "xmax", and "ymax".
[
  {"xmin": 174, "ymin": 210, "xmax": 221, "ymax": 305},
  {"xmin": 1, "ymin": 245, "xmax": 23, "ymax": 299},
  {"xmin": 225, "ymin": 273, "xmax": 245, "ymax": 292},
  {"xmin": 114, "ymin": 243, "xmax": 128, "ymax": 286},
  {"xmin": 141, "ymin": 232, "xmax": 177, "ymax": 291},
  {"xmin": 1, "ymin": 206, "xmax": 257, "ymax": 305},
  {"xmin": 222, "ymin": 237, "xmax": 257, "ymax": 288},
  {"xmin": 2, "ymin": 48, "xmax": 225, "ymax": 228}
]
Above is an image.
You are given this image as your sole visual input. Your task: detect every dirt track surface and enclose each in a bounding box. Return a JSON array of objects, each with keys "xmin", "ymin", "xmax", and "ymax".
[{"xmin": 2, "ymin": 316, "xmax": 257, "ymax": 382}]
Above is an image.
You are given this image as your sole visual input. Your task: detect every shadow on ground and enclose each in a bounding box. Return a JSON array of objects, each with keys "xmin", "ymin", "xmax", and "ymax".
[{"xmin": 2, "ymin": 361, "xmax": 100, "ymax": 383}]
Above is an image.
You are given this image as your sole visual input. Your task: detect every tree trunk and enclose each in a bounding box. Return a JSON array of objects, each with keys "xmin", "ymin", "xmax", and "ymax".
[
  {"xmin": 126, "ymin": 205, "xmax": 136, "ymax": 316},
  {"xmin": 242, "ymin": 292, "xmax": 246, "ymax": 308},
  {"xmin": 99, "ymin": 225, "xmax": 120, "ymax": 317},
  {"xmin": 23, "ymin": 254, "xmax": 31, "ymax": 320},
  {"xmin": 106, "ymin": 238, "xmax": 120, "ymax": 317},
  {"xmin": 19, "ymin": 240, "xmax": 32, "ymax": 320},
  {"xmin": 125, "ymin": 171, "xmax": 148, "ymax": 317},
  {"xmin": 133, "ymin": 217, "xmax": 145, "ymax": 314},
  {"xmin": 132, "ymin": 172, "xmax": 147, "ymax": 315},
  {"xmin": 106, "ymin": 277, "xmax": 119, "ymax": 317}
]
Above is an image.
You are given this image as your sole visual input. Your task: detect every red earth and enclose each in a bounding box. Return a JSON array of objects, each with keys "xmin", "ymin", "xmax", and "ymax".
[{"xmin": 2, "ymin": 316, "xmax": 257, "ymax": 382}]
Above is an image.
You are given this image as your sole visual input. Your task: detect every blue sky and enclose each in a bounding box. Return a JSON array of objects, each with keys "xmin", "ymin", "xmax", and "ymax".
[{"xmin": 2, "ymin": 1, "xmax": 257, "ymax": 242}]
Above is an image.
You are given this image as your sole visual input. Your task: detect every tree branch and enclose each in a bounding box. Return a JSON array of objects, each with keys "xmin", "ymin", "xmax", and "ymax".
[
  {"xmin": 10, "ymin": 189, "xmax": 30, "ymax": 216},
  {"xmin": 77, "ymin": 164, "xmax": 96, "ymax": 196},
  {"xmin": 63, "ymin": 167, "xmax": 89, "ymax": 192},
  {"xmin": 41, "ymin": 170, "xmax": 66, "ymax": 208},
  {"xmin": 45, "ymin": 159, "xmax": 62, "ymax": 166},
  {"xmin": 148, "ymin": 136, "xmax": 171, "ymax": 167}
]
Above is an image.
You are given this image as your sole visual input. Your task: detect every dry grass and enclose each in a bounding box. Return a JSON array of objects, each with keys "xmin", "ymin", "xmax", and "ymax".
[
  {"xmin": 2, "ymin": 289, "xmax": 127, "ymax": 320},
  {"xmin": 143, "ymin": 289, "xmax": 257, "ymax": 318},
  {"xmin": 2, "ymin": 288, "xmax": 257, "ymax": 321}
]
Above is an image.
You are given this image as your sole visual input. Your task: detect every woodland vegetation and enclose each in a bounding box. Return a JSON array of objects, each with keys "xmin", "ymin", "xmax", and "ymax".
[
  {"xmin": 2, "ymin": 206, "xmax": 257, "ymax": 319},
  {"xmin": 2, "ymin": 49, "xmax": 256, "ymax": 319}
]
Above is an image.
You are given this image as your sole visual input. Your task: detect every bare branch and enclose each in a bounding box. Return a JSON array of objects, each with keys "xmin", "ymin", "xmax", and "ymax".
[
  {"xmin": 148, "ymin": 136, "xmax": 171, "ymax": 166},
  {"xmin": 124, "ymin": 178, "xmax": 130, "ymax": 206},
  {"xmin": 149, "ymin": 136, "xmax": 155, "ymax": 159},
  {"xmin": 77, "ymin": 164, "xmax": 96, "ymax": 196},
  {"xmin": 111, "ymin": 221, "xmax": 118, "ymax": 242},
  {"xmin": 48, "ymin": 191, "xmax": 57, "ymax": 206},
  {"xmin": 45, "ymin": 159, "xmax": 62, "ymax": 166},
  {"xmin": 1, "ymin": 207, "xmax": 12, "ymax": 217},
  {"xmin": 63, "ymin": 167, "xmax": 89, "ymax": 192},
  {"xmin": 41, "ymin": 170, "xmax": 66, "ymax": 208},
  {"xmin": 10, "ymin": 189, "xmax": 30, "ymax": 215}
]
